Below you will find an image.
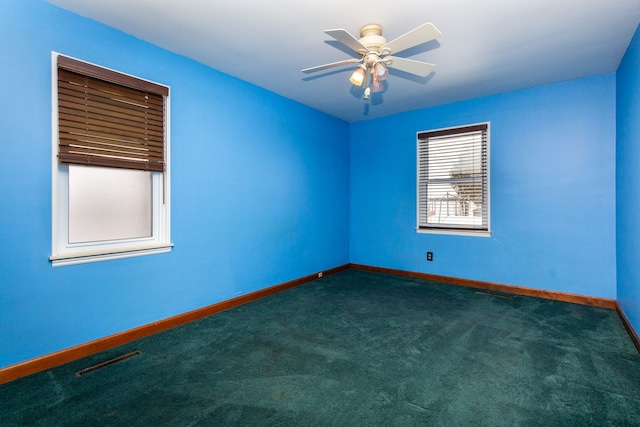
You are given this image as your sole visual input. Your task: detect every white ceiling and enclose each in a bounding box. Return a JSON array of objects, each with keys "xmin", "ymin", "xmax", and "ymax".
[{"xmin": 46, "ymin": 0, "xmax": 640, "ymax": 122}]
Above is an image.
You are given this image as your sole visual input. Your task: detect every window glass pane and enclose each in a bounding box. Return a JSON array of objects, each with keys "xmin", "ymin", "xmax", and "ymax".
[
  {"xmin": 422, "ymin": 182, "xmax": 483, "ymax": 227},
  {"xmin": 68, "ymin": 165, "xmax": 152, "ymax": 243}
]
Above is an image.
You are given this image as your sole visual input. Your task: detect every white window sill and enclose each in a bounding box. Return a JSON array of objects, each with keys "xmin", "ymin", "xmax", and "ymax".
[
  {"xmin": 416, "ymin": 228, "xmax": 491, "ymax": 237},
  {"xmin": 50, "ymin": 243, "xmax": 173, "ymax": 267}
]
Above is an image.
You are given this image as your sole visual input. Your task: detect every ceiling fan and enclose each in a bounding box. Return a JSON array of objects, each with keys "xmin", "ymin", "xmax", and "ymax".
[{"xmin": 302, "ymin": 22, "xmax": 442, "ymax": 99}]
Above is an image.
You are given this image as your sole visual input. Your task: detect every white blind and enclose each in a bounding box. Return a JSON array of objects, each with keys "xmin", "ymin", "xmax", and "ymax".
[{"xmin": 417, "ymin": 123, "xmax": 488, "ymax": 231}]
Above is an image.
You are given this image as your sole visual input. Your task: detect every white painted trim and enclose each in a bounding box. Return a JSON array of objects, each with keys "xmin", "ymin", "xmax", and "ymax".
[
  {"xmin": 50, "ymin": 244, "xmax": 174, "ymax": 267},
  {"xmin": 416, "ymin": 228, "xmax": 491, "ymax": 237},
  {"xmin": 51, "ymin": 52, "xmax": 60, "ymax": 259}
]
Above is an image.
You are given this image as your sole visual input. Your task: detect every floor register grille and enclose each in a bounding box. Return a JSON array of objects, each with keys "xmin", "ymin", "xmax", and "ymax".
[{"xmin": 75, "ymin": 350, "xmax": 142, "ymax": 377}]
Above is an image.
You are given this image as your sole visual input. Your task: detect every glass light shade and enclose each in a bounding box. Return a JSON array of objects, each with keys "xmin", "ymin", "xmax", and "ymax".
[
  {"xmin": 371, "ymin": 76, "xmax": 384, "ymax": 93},
  {"xmin": 349, "ymin": 65, "xmax": 366, "ymax": 86},
  {"xmin": 373, "ymin": 61, "xmax": 389, "ymax": 81}
]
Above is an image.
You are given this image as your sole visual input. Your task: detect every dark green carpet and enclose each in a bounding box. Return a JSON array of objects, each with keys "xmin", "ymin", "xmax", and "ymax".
[{"xmin": 2, "ymin": 270, "xmax": 640, "ymax": 426}]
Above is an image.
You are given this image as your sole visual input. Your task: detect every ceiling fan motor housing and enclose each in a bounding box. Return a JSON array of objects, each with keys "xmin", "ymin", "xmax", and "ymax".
[{"xmin": 358, "ymin": 24, "xmax": 388, "ymax": 63}]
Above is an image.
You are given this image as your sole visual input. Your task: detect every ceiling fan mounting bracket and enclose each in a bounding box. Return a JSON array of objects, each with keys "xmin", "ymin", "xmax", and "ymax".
[{"xmin": 359, "ymin": 24, "xmax": 383, "ymax": 37}]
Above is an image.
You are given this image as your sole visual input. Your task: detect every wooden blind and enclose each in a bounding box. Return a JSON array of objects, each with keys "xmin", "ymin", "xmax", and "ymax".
[
  {"xmin": 57, "ymin": 56, "xmax": 167, "ymax": 172},
  {"xmin": 417, "ymin": 123, "xmax": 488, "ymax": 231}
]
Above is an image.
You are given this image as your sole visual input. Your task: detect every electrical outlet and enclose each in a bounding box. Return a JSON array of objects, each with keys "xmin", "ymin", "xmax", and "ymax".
[{"xmin": 426, "ymin": 252, "xmax": 434, "ymax": 261}]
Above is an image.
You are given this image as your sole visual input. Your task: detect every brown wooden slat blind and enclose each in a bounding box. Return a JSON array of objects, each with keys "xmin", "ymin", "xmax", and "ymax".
[{"xmin": 57, "ymin": 56, "xmax": 167, "ymax": 172}]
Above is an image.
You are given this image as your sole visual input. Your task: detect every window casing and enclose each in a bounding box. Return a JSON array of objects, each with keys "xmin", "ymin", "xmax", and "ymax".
[
  {"xmin": 51, "ymin": 53, "xmax": 172, "ymax": 266},
  {"xmin": 417, "ymin": 123, "xmax": 490, "ymax": 236}
]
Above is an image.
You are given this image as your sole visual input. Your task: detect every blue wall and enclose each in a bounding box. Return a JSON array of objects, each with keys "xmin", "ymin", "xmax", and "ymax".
[
  {"xmin": 350, "ymin": 75, "xmax": 617, "ymax": 299},
  {"xmin": 0, "ymin": 0, "xmax": 635, "ymax": 371},
  {"xmin": 0, "ymin": 1, "xmax": 350, "ymax": 368},
  {"xmin": 617, "ymin": 24, "xmax": 640, "ymax": 335}
]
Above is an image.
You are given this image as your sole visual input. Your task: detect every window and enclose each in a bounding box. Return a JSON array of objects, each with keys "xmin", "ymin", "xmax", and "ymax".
[
  {"xmin": 417, "ymin": 123, "xmax": 489, "ymax": 235},
  {"xmin": 51, "ymin": 54, "xmax": 172, "ymax": 266}
]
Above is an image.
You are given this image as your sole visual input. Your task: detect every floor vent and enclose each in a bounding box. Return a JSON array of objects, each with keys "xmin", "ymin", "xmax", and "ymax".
[
  {"xmin": 75, "ymin": 350, "xmax": 142, "ymax": 377},
  {"xmin": 475, "ymin": 291, "xmax": 514, "ymax": 300}
]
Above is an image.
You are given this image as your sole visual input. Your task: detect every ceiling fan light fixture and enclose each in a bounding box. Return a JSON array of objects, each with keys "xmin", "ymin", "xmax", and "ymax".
[
  {"xmin": 349, "ymin": 65, "xmax": 366, "ymax": 86},
  {"xmin": 371, "ymin": 75, "xmax": 384, "ymax": 93},
  {"xmin": 373, "ymin": 61, "xmax": 389, "ymax": 81}
]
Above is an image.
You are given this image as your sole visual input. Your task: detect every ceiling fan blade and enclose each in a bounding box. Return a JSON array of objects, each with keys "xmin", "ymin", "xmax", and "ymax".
[
  {"xmin": 382, "ymin": 22, "xmax": 442, "ymax": 55},
  {"xmin": 325, "ymin": 29, "xmax": 368, "ymax": 53},
  {"xmin": 384, "ymin": 56, "xmax": 436, "ymax": 77},
  {"xmin": 302, "ymin": 58, "xmax": 361, "ymax": 74}
]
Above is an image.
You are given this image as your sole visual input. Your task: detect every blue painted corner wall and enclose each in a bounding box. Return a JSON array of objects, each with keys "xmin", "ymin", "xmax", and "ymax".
[
  {"xmin": 1, "ymin": 1, "xmax": 638, "ymax": 370},
  {"xmin": 617, "ymin": 24, "xmax": 640, "ymax": 335},
  {"xmin": 350, "ymin": 74, "xmax": 617, "ymax": 299},
  {"xmin": 0, "ymin": 0, "xmax": 350, "ymax": 368}
]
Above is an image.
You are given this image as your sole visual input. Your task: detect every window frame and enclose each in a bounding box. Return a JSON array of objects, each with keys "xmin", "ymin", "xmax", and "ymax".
[
  {"xmin": 50, "ymin": 52, "xmax": 172, "ymax": 266},
  {"xmin": 416, "ymin": 122, "xmax": 491, "ymax": 237}
]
